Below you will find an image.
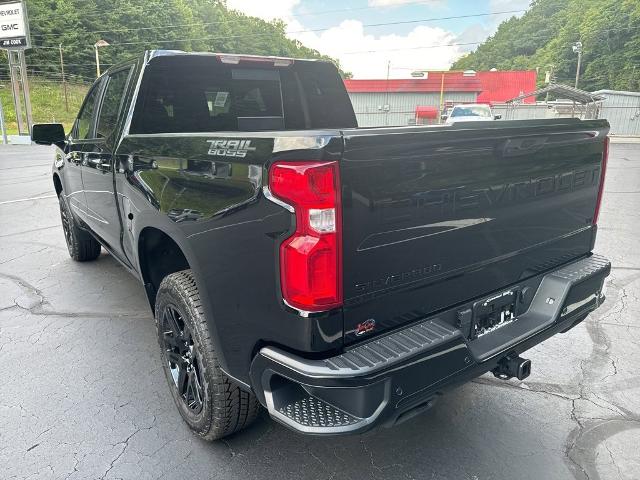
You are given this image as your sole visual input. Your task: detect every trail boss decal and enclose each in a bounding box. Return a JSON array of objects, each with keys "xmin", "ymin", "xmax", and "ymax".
[{"xmin": 207, "ymin": 139, "xmax": 256, "ymax": 158}]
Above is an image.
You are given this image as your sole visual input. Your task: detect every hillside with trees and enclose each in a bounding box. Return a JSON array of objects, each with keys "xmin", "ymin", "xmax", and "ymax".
[
  {"xmin": 6, "ymin": 0, "xmax": 345, "ymax": 82},
  {"xmin": 452, "ymin": 0, "xmax": 640, "ymax": 92}
]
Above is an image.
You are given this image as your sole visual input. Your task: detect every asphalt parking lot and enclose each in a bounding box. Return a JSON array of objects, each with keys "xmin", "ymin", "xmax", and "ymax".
[{"xmin": 1, "ymin": 142, "xmax": 639, "ymax": 480}]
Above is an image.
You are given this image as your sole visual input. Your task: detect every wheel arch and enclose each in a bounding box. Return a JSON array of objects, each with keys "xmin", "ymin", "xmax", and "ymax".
[
  {"xmin": 53, "ymin": 173, "xmax": 63, "ymax": 197},
  {"xmin": 137, "ymin": 226, "xmax": 191, "ymax": 311},
  {"xmin": 135, "ymin": 224, "xmax": 233, "ymax": 377}
]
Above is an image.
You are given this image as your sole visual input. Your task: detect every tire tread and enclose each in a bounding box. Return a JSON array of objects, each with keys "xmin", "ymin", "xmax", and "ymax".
[
  {"xmin": 58, "ymin": 194, "xmax": 101, "ymax": 262},
  {"xmin": 156, "ymin": 270, "xmax": 260, "ymax": 440}
]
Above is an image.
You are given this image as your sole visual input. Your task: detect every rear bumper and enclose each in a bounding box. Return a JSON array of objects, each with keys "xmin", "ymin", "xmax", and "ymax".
[{"xmin": 249, "ymin": 254, "xmax": 610, "ymax": 435}]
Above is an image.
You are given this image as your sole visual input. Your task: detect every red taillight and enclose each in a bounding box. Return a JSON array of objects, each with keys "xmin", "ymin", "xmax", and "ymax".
[
  {"xmin": 269, "ymin": 161, "xmax": 342, "ymax": 312},
  {"xmin": 593, "ymin": 136, "xmax": 609, "ymax": 225}
]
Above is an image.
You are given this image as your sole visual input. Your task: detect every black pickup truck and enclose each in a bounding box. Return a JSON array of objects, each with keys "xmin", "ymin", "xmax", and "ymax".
[{"xmin": 33, "ymin": 50, "xmax": 611, "ymax": 439}]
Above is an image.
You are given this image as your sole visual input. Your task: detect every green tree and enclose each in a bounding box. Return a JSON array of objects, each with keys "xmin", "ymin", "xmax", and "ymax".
[
  {"xmin": 17, "ymin": 0, "xmax": 348, "ymax": 82},
  {"xmin": 452, "ymin": 0, "xmax": 640, "ymax": 91}
]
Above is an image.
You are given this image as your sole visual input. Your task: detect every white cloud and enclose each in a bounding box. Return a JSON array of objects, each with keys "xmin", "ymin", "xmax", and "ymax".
[
  {"xmin": 291, "ymin": 19, "xmax": 464, "ymax": 78},
  {"xmin": 225, "ymin": 0, "xmax": 300, "ymax": 21},
  {"xmin": 489, "ymin": 0, "xmax": 531, "ymax": 12},
  {"xmin": 226, "ymin": 1, "xmax": 469, "ymax": 78},
  {"xmin": 488, "ymin": 0, "xmax": 530, "ymax": 28},
  {"xmin": 452, "ymin": 0, "xmax": 531, "ymax": 58},
  {"xmin": 456, "ymin": 23, "xmax": 492, "ymax": 52},
  {"xmin": 367, "ymin": 0, "xmax": 438, "ymax": 7}
]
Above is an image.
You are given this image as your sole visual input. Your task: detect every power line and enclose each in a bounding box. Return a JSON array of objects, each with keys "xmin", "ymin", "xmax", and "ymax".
[
  {"xmin": 27, "ymin": 0, "xmax": 453, "ymax": 30},
  {"xmin": 83, "ymin": 10, "xmax": 527, "ymax": 49},
  {"xmin": 26, "ymin": 14, "xmax": 640, "ymax": 59},
  {"xmin": 27, "ymin": 9, "xmax": 527, "ymax": 44}
]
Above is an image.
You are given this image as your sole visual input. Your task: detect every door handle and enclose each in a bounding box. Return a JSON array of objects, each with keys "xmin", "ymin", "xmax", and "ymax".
[
  {"xmin": 97, "ymin": 160, "xmax": 111, "ymax": 172},
  {"xmin": 86, "ymin": 155, "xmax": 111, "ymax": 172},
  {"xmin": 69, "ymin": 152, "xmax": 82, "ymax": 165}
]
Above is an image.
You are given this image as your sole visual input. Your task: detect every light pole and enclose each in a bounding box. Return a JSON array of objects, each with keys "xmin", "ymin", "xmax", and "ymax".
[
  {"xmin": 412, "ymin": 69, "xmax": 453, "ymax": 124},
  {"xmin": 94, "ymin": 39, "xmax": 110, "ymax": 78},
  {"xmin": 572, "ymin": 42, "xmax": 583, "ymax": 89}
]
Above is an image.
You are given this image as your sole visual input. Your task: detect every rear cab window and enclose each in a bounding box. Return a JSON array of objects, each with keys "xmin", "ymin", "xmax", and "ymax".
[{"xmin": 130, "ymin": 56, "xmax": 357, "ymax": 134}]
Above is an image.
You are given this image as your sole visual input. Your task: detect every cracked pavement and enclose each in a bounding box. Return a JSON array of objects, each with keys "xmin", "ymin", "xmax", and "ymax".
[{"xmin": 1, "ymin": 143, "xmax": 639, "ymax": 480}]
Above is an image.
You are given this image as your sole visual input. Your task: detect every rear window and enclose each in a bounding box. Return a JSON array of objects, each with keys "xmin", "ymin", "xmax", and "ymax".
[{"xmin": 130, "ymin": 56, "xmax": 357, "ymax": 134}]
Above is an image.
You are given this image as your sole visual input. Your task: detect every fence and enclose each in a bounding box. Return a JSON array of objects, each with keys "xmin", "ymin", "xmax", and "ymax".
[{"xmin": 0, "ymin": 78, "xmax": 90, "ymax": 136}]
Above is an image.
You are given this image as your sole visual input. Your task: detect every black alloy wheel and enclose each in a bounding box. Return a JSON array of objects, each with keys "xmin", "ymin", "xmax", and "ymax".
[
  {"xmin": 155, "ymin": 269, "xmax": 260, "ymax": 440},
  {"xmin": 60, "ymin": 198, "xmax": 74, "ymax": 248},
  {"xmin": 57, "ymin": 193, "xmax": 101, "ymax": 261},
  {"xmin": 160, "ymin": 304, "xmax": 205, "ymax": 414}
]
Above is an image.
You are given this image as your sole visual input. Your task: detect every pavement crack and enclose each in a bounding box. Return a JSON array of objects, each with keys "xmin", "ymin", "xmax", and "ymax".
[
  {"xmin": 604, "ymin": 443, "xmax": 624, "ymax": 480},
  {"xmin": 0, "ymin": 271, "xmax": 149, "ymax": 319},
  {"xmin": 221, "ymin": 439, "xmax": 236, "ymax": 458},
  {"xmin": 0, "ymin": 246, "xmax": 49, "ymax": 266},
  {"xmin": 360, "ymin": 440, "xmax": 383, "ymax": 474},
  {"xmin": 35, "ymin": 426, "xmax": 53, "ymax": 439},
  {"xmin": 99, "ymin": 418, "xmax": 156, "ymax": 479}
]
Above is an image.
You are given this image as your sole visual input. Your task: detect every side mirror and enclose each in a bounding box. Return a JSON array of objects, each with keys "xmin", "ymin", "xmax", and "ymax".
[
  {"xmin": 32, "ymin": 123, "xmax": 66, "ymax": 145},
  {"xmin": 441, "ymin": 114, "xmax": 448, "ymax": 121},
  {"xmin": 494, "ymin": 114, "xmax": 502, "ymax": 120}
]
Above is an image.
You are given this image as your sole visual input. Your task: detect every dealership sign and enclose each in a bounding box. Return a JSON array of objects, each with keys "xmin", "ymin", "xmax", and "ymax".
[{"xmin": 0, "ymin": 1, "xmax": 30, "ymax": 49}]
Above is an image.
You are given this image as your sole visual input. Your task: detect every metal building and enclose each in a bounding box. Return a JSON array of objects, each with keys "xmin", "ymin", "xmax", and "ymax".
[
  {"xmin": 344, "ymin": 74, "xmax": 481, "ymax": 127},
  {"xmin": 593, "ymin": 90, "xmax": 640, "ymax": 136}
]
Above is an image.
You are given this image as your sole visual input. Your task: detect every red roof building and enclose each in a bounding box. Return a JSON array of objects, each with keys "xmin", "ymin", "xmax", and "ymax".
[
  {"xmin": 476, "ymin": 70, "xmax": 537, "ymax": 104},
  {"xmin": 343, "ymin": 72, "xmax": 483, "ymax": 94},
  {"xmin": 343, "ymin": 70, "xmax": 538, "ymax": 104}
]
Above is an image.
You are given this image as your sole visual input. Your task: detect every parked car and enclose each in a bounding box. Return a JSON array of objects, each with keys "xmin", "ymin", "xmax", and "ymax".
[
  {"xmin": 444, "ymin": 103, "xmax": 501, "ymax": 123},
  {"xmin": 34, "ymin": 50, "xmax": 611, "ymax": 440}
]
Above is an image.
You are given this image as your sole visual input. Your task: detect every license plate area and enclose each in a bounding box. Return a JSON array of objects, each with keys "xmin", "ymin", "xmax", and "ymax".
[{"xmin": 470, "ymin": 289, "xmax": 520, "ymax": 339}]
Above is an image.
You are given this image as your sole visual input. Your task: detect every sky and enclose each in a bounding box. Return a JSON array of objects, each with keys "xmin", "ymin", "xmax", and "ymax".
[{"xmin": 225, "ymin": 0, "xmax": 531, "ymax": 78}]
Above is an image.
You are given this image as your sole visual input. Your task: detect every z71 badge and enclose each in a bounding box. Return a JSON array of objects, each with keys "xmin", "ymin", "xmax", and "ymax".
[{"xmin": 207, "ymin": 139, "xmax": 257, "ymax": 158}]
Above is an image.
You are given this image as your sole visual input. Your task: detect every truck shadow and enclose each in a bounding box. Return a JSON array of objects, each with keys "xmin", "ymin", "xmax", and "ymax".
[
  {"xmin": 43, "ymin": 252, "xmax": 637, "ymax": 480},
  {"xmin": 210, "ymin": 381, "xmax": 577, "ymax": 480},
  {"xmin": 72, "ymin": 254, "xmax": 624, "ymax": 480}
]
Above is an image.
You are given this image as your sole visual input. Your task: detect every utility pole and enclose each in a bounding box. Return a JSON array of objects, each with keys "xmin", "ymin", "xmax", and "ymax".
[
  {"xmin": 59, "ymin": 44, "xmax": 68, "ymax": 112},
  {"xmin": 573, "ymin": 41, "xmax": 583, "ymax": 89},
  {"xmin": 384, "ymin": 60, "xmax": 391, "ymax": 126},
  {"xmin": 439, "ymin": 72, "xmax": 445, "ymax": 123}
]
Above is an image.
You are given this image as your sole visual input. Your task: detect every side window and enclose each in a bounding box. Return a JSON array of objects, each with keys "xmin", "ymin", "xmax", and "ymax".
[
  {"xmin": 76, "ymin": 84, "xmax": 101, "ymax": 139},
  {"xmin": 96, "ymin": 67, "xmax": 132, "ymax": 139}
]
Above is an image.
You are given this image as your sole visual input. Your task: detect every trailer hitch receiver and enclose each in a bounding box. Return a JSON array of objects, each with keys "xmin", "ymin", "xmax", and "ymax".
[{"xmin": 492, "ymin": 355, "xmax": 531, "ymax": 381}]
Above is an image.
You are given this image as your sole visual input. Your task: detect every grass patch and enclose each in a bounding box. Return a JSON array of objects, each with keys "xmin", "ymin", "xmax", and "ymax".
[{"xmin": 0, "ymin": 78, "xmax": 88, "ymax": 135}]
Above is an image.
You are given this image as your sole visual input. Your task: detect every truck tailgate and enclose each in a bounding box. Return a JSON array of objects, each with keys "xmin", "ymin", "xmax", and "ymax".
[{"xmin": 339, "ymin": 119, "xmax": 609, "ymax": 343}]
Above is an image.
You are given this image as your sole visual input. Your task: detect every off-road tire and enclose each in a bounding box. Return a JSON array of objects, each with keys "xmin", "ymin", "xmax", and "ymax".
[
  {"xmin": 155, "ymin": 269, "xmax": 260, "ymax": 440},
  {"xmin": 58, "ymin": 193, "xmax": 101, "ymax": 261}
]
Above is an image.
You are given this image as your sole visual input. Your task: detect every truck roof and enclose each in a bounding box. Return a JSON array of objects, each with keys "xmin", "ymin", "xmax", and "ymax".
[
  {"xmin": 146, "ymin": 49, "xmax": 318, "ymax": 62},
  {"xmin": 103, "ymin": 49, "xmax": 326, "ymax": 79}
]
